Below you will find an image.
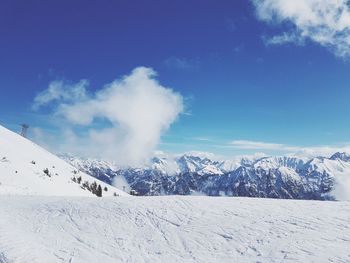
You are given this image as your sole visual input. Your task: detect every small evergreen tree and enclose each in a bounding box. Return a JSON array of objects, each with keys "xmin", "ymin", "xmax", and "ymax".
[
  {"xmin": 90, "ymin": 181, "xmax": 97, "ymax": 195},
  {"xmin": 43, "ymin": 168, "xmax": 50, "ymax": 177},
  {"xmin": 82, "ymin": 181, "xmax": 90, "ymax": 190},
  {"xmin": 96, "ymin": 185, "xmax": 102, "ymax": 197}
]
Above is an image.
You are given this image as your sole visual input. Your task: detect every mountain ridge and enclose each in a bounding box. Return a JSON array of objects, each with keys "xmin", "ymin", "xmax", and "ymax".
[{"xmin": 61, "ymin": 151, "xmax": 350, "ymax": 200}]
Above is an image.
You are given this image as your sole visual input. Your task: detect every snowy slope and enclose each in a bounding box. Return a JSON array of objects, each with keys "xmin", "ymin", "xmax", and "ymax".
[
  {"xmin": 0, "ymin": 125, "xmax": 126, "ymax": 197},
  {"xmin": 253, "ymin": 156, "xmax": 306, "ymax": 170},
  {"xmin": 0, "ymin": 196, "xmax": 349, "ymax": 263}
]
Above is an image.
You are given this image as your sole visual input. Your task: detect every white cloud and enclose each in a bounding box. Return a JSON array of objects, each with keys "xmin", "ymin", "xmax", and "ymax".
[
  {"xmin": 112, "ymin": 175, "xmax": 131, "ymax": 193},
  {"xmin": 193, "ymin": 137, "xmax": 211, "ymax": 142},
  {"xmin": 263, "ymin": 31, "xmax": 305, "ymax": 46},
  {"xmin": 182, "ymin": 151, "xmax": 217, "ymax": 159},
  {"xmin": 229, "ymin": 140, "xmax": 299, "ymax": 151},
  {"xmin": 33, "ymin": 79, "xmax": 88, "ymax": 110},
  {"xmin": 164, "ymin": 57, "xmax": 199, "ymax": 70},
  {"xmin": 252, "ymin": 0, "xmax": 350, "ymax": 58},
  {"xmin": 229, "ymin": 139, "xmax": 350, "ymax": 158},
  {"xmin": 332, "ymin": 173, "xmax": 350, "ymax": 201},
  {"xmin": 33, "ymin": 67, "xmax": 184, "ymax": 166}
]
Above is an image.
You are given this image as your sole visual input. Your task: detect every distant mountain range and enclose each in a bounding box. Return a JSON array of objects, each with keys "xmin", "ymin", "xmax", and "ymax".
[
  {"xmin": 61, "ymin": 151, "xmax": 350, "ymax": 200},
  {"xmin": 1, "ymin": 120, "xmax": 346, "ymax": 200}
]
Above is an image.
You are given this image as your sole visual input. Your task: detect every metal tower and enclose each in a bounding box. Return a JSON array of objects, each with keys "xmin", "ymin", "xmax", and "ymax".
[{"xmin": 20, "ymin": 124, "xmax": 29, "ymax": 138}]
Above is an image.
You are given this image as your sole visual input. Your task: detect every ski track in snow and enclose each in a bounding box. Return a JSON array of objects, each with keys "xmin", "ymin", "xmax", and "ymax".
[{"xmin": 0, "ymin": 196, "xmax": 349, "ymax": 263}]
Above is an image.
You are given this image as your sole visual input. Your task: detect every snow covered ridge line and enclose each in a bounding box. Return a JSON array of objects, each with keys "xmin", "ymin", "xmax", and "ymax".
[
  {"xmin": 0, "ymin": 124, "xmax": 127, "ymax": 197},
  {"xmin": 62, "ymin": 152, "xmax": 350, "ymax": 200}
]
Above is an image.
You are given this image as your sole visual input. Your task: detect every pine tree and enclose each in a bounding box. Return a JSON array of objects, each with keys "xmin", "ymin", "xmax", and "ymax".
[
  {"xmin": 90, "ymin": 181, "xmax": 97, "ymax": 195},
  {"xmin": 82, "ymin": 181, "xmax": 90, "ymax": 191},
  {"xmin": 96, "ymin": 185, "xmax": 102, "ymax": 197},
  {"xmin": 43, "ymin": 168, "xmax": 51, "ymax": 177}
]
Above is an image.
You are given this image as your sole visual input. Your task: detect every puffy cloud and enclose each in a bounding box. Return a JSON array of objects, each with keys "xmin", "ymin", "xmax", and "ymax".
[
  {"xmin": 332, "ymin": 173, "xmax": 350, "ymax": 201},
  {"xmin": 33, "ymin": 67, "xmax": 184, "ymax": 166},
  {"xmin": 252, "ymin": 0, "xmax": 350, "ymax": 58}
]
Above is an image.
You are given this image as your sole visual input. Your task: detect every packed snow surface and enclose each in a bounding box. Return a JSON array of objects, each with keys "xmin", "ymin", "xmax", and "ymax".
[{"xmin": 0, "ymin": 196, "xmax": 349, "ymax": 263}]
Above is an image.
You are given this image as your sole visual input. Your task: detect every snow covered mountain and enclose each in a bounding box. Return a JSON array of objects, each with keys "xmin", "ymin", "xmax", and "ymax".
[
  {"xmin": 0, "ymin": 125, "xmax": 126, "ymax": 197},
  {"xmin": 62, "ymin": 151, "xmax": 350, "ymax": 200},
  {"xmin": 1, "ymin": 124, "xmax": 349, "ymax": 262},
  {"xmin": 252, "ymin": 156, "xmax": 306, "ymax": 170},
  {"xmin": 60, "ymin": 153, "xmax": 243, "ymax": 180}
]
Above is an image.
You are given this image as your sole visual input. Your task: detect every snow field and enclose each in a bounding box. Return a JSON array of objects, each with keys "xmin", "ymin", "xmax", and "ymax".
[{"xmin": 0, "ymin": 196, "xmax": 349, "ymax": 263}]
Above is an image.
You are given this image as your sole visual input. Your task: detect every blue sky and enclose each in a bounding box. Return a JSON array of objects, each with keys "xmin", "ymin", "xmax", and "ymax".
[{"xmin": 1, "ymin": 0, "xmax": 350, "ymax": 160}]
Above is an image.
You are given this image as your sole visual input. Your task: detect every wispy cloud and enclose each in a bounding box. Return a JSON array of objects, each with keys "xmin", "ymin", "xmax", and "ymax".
[
  {"xmin": 164, "ymin": 57, "xmax": 199, "ymax": 70},
  {"xmin": 32, "ymin": 79, "xmax": 88, "ymax": 110},
  {"xmin": 252, "ymin": 0, "xmax": 350, "ymax": 58},
  {"xmin": 262, "ymin": 32, "xmax": 305, "ymax": 46},
  {"xmin": 229, "ymin": 140, "xmax": 299, "ymax": 151},
  {"xmin": 229, "ymin": 139, "xmax": 350, "ymax": 158},
  {"xmin": 226, "ymin": 18, "xmax": 237, "ymax": 32},
  {"xmin": 193, "ymin": 137, "xmax": 212, "ymax": 142}
]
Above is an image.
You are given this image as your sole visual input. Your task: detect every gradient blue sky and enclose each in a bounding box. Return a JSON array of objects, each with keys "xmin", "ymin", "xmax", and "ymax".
[{"xmin": 1, "ymin": 0, "xmax": 350, "ymax": 158}]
